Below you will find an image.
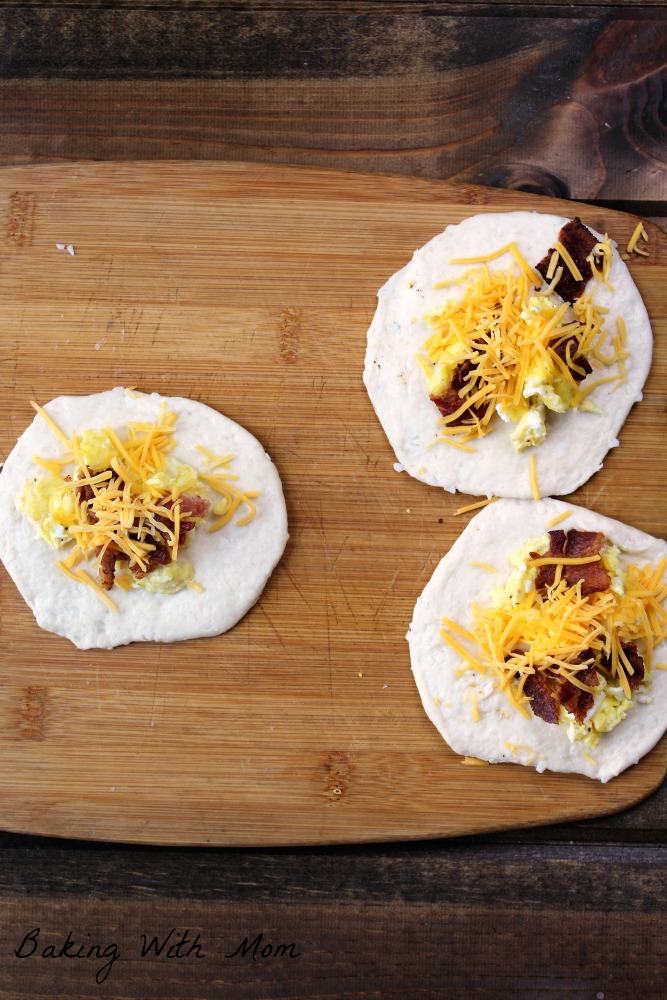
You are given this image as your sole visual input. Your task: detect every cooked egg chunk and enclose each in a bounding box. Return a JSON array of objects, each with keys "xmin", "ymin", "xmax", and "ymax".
[
  {"xmin": 146, "ymin": 457, "xmax": 201, "ymax": 495},
  {"xmin": 80, "ymin": 429, "xmax": 116, "ymax": 472},
  {"xmin": 509, "ymin": 403, "xmax": 547, "ymax": 452},
  {"xmin": 134, "ymin": 561, "xmax": 194, "ymax": 594},
  {"xmin": 16, "ymin": 475, "xmax": 73, "ymax": 549},
  {"xmin": 423, "ymin": 342, "xmax": 468, "ymax": 397}
]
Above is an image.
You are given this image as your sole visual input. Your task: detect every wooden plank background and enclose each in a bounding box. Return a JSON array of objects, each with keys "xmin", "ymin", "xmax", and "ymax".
[{"xmin": 0, "ymin": 4, "xmax": 666, "ymax": 999}]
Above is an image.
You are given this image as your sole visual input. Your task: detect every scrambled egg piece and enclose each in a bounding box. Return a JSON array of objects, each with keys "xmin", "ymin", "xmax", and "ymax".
[
  {"xmin": 423, "ymin": 341, "xmax": 468, "ymax": 397},
  {"xmin": 80, "ymin": 429, "xmax": 116, "ymax": 472},
  {"xmin": 564, "ymin": 686, "xmax": 634, "ymax": 749},
  {"xmin": 601, "ymin": 543, "xmax": 623, "ymax": 596},
  {"xmin": 146, "ymin": 457, "xmax": 200, "ymax": 495},
  {"xmin": 134, "ymin": 561, "xmax": 194, "ymax": 594},
  {"xmin": 509, "ymin": 403, "xmax": 547, "ymax": 452},
  {"xmin": 16, "ymin": 476, "xmax": 72, "ymax": 549},
  {"xmin": 492, "ymin": 534, "xmax": 549, "ymax": 610}
]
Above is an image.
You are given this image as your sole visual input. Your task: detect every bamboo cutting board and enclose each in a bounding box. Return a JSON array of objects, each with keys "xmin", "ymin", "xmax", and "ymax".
[{"xmin": 0, "ymin": 161, "xmax": 665, "ymax": 845}]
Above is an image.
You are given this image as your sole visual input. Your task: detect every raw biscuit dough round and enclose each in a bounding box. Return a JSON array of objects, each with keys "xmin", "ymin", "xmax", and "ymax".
[
  {"xmin": 363, "ymin": 212, "xmax": 652, "ymax": 498},
  {"xmin": 0, "ymin": 387, "xmax": 289, "ymax": 649}
]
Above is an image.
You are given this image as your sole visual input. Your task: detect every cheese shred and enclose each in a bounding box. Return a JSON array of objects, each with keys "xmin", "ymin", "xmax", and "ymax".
[
  {"xmin": 454, "ymin": 497, "xmax": 497, "ymax": 516},
  {"xmin": 627, "ymin": 221, "xmax": 649, "ymax": 256},
  {"xmin": 529, "ymin": 454, "xmax": 540, "ymax": 500}
]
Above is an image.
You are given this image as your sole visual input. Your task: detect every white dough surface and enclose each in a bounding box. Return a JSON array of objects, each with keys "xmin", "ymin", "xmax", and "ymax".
[
  {"xmin": 363, "ymin": 212, "xmax": 652, "ymax": 498},
  {"xmin": 0, "ymin": 387, "xmax": 289, "ymax": 649},
  {"xmin": 407, "ymin": 498, "xmax": 667, "ymax": 782}
]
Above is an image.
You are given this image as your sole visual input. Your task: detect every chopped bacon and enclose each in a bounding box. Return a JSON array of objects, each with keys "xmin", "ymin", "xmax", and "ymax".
[
  {"xmin": 552, "ymin": 335, "xmax": 592, "ymax": 383},
  {"xmin": 555, "ymin": 657, "xmax": 599, "ymax": 724},
  {"xmin": 562, "ymin": 530, "xmax": 605, "ymax": 558},
  {"xmin": 523, "ymin": 654, "xmax": 599, "ymax": 727},
  {"xmin": 601, "ymin": 641, "xmax": 645, "ymax": 691},
  {"xmin": 174, "ymin": 493, "xmax": 211, "ymax": 519},
  {"xmin": 97, "ymin": 546, "xmax": 118, "ymax": 591},
  {"xmin": 155, "ymin": 494, "xmax": 211, "ymax": 546},
  {"xmin": 534, "ymin": 528, "xmax": 611, "ymax": 597},
  {"xmin": 535, "ymin": 217, "xmax": 599, "ymax": 302},
  {"xmin": 74, "ymin": 468, "xmax": 100, "ymax": 524},
  {"xmin": 430, "ymin": 359, "xmax": 486, "ymax": 423},
  {"xmin": 131, "ymin": 539, "xmax": 172, "ymax": 579},
  {"xmin": 94, "ymin": 542, "xmax": 129, "ymax": 591},
  {"xmin": 524, "ymin": 670, "xmax": 560, "ymax": 725},
  {"xmin": 622, "ymin": 642, "xmax": 646, "ymax": 690}
]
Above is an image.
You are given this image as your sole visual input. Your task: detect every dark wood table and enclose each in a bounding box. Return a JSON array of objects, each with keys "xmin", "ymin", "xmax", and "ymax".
[{"xmin": 1, "ymin": 4, "xmax": 666, "ymax": 998}]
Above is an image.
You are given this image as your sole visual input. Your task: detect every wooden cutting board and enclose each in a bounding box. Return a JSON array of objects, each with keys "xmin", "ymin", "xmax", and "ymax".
[{"xmin": 0, "ymin": 161, "xmax": 665, "ymax": 845}]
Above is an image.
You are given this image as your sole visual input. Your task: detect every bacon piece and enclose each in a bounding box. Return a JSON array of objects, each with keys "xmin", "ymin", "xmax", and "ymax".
[
  {"xmin": 524, "ymin": 670, "xmax": 560, "ymax": 725},
  {"xmin": 534, "ymin": 528, "xmax": 611, "ymax": 596},
  {"xmin": 173, "ymin": 493, "xmax": 211, "ymax": 519},
  {"xmin": 535, "ymin": 217, "xmax": 598, "ymax": 302},
  {"xmin": 555, "ymin": 657, "xmax": 599, "ymax": 724},
  {"xmin": 563, "ymin": 530, "xmax": 605, "ymax": 558},
  {"xmin": 160, "ymin": 494, "xmax": 211, "ymax": 521},
  {"xmin": 562, "ymin": 563, "xmax": 611, "ymax": 597},
  {"xmin": 75, "ymin": 481, "xmax": 95, "ymax": 505},
  {"xmin": 525, "ymin": 654, "xmax": 599, "ymax": 727},
  {"xmin": 622, "ymin": 642, "xmax": 646, "ymax": 690},
  {"xmin": 75, "ymin": 479, "xmax": 98, "ymax": 523},
  {"xmin": 131, "ymin": 539, "xmax": 172, "ymax": 579},
  {"xmin": 75, "ymin": 468, "xmax": 102, "ymax": 524},
  {"xmin": 430, "ymin": 359, "xmax": 485, "ymax": 423},
  {"xmin": 94, "ymin": 542, "xmax": 129, "ymax": 591},
  {"xmin": 97, "ymin": 546, "xmax": 118, "ymax": 591},
  {"xmin": 552, "ymin": 335, "xmax": 592, "ymax": 383},
  {"xmin": 601, "ymin": 641, "xmax": 646, "ymax": 691},
  {"xmin": 155, "ymin": 494, "xmax": 211, "ymax": 546}
]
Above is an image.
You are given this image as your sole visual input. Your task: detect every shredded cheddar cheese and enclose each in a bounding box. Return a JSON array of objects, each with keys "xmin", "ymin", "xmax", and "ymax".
[
  {"xmin": 627, "ymin": 221, "xmax": 649, "ymax": 257},
  {"xmin": 546, "ymin": 509, "xmax": 572, "ymax": 528},
  {"xmin": 454, "ymin": 496, "xmax": 497, "ymax": 516},
  {"xmin": 468, "ymin": 562, "xmax": 497, "ymax": 573},
  {"xmin": 588, "ymin": 235, "xmax": 614, "ymax": 288},
  {"xmin": 29, "ymin": 401, "xmax": 70, "ymax": 446},
  {"xmin": 57, "ymin": 560, "xmax": 119, "ymax": 612},
  {"xmin": 553, "ymin": 240, "xmax": 583, "ymax": 281},
  {"xmin": 529, "ymin": 454, "xmax": 540, "ymax": 500}
]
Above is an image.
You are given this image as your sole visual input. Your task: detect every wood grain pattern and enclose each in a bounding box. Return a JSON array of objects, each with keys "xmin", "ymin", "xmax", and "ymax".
[
  {"xmin": 2, "ymin": 835, "xmax": 666, "ymax": 997},
  {"xmin": 0, "ymin": 160, "xmax": 665, "ymax": 846},
  {"xmin": 0, "ymin": 7, "xmax": 665, "ymax": 218},
  {"xmin": 2, "ymin": 878, "xmax": 666, "ymax": 1000}
]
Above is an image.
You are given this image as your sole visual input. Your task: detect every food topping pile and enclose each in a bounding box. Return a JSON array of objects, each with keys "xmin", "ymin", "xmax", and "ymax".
[
  {"xmin": 419, "ymin": 219, "xmax": 627, "ymax": 452},
  {"xmin": 440, "ymin": 528, "xmax": 667, "ymax": 748},
  {"xmin": 16, "ymin": 401, "xmax": 259, "ymax": 608}
]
